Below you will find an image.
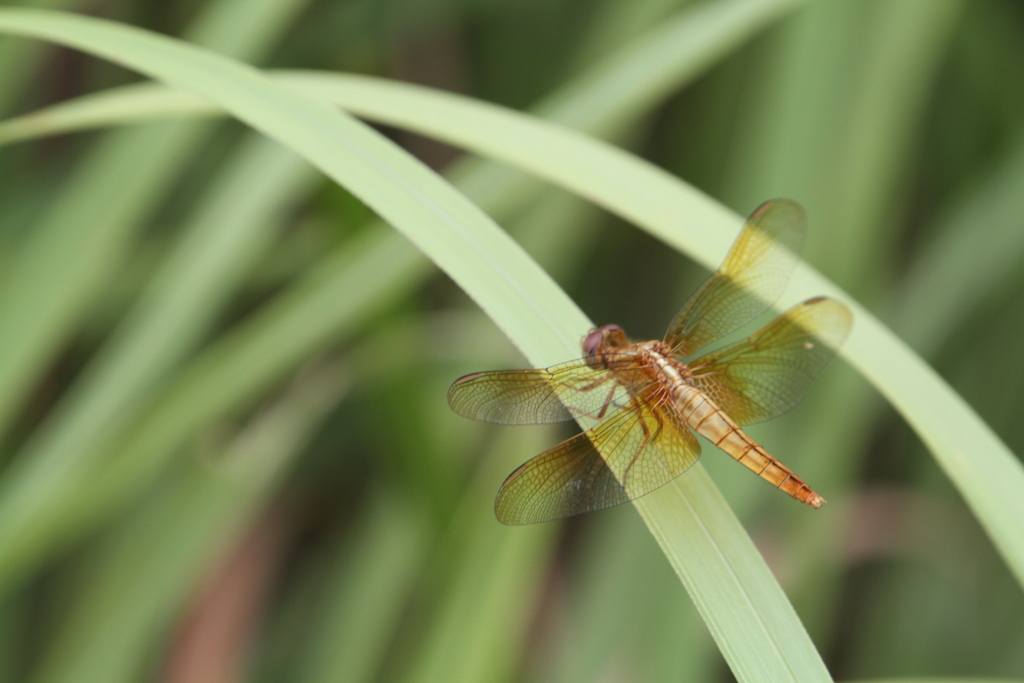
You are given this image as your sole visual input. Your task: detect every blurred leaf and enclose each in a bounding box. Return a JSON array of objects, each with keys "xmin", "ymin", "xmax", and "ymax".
[
  {"xmin": 541, "ymin": 509, "xmax": 714, "ymax": 683},
  {"xmin": 0, "ymin": 0, "xmax": 316, "ymax": 440},
  {"xmin": 397, "ymin": 430, "xmax": 556, "ymax": 683},
  {"xmin": 0, "ymin": 134, "xmax": 317, "ymax": 596},
  {"xmin": 296, "ymin": 492, "xmax": 429, "ymax": 683},
  {"xmin": 0, "ymin": 0, "xmax": 85, "ymax": 115},
  {"xmin": 31, "ymin": 362, "xmax": 350, "ymax": 683},
  {"xmin": 0, "ymin": 0, "xmax": 805, "ymax": 145},
  {"xmin": 896, "ymin": 133, "xmax": 1024, "ymax": 354}
]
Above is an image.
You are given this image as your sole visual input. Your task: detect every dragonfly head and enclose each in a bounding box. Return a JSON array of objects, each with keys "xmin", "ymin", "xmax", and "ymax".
[{"xmin": 582, "ymin": 324, "xmax": 627, "ymax": 356}]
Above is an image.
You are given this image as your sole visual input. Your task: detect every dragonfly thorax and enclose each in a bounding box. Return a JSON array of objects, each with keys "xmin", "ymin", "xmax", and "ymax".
[{"xmin": 633, "ymin": 341, "xmax": 693, "ymax": 394}]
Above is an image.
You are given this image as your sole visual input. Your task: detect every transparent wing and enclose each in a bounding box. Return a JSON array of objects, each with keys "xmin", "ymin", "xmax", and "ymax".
[
  {"xmin": 447, "ymin": 354, "xmax": 655, "ymax": 425},
  {"xmin": 664, "ymin": 199, "xmax": 806, "ymax": 357},
  {"xmin": 687, "ymin": 297, "xmax": 852, "ymax": 426},
  {"xmin": 494, "ymin": 400, "xmax": 701, "ymax": 524}
]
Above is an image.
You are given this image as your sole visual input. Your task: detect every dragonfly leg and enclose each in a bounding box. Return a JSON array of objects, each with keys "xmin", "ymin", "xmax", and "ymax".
[
  {"xmin": 621, "ymin": 406, "xmax": 661, "ymax": 487},
  {"xmin": 596, "ymin": 381, "xmax": 619, "ymax": 419}
]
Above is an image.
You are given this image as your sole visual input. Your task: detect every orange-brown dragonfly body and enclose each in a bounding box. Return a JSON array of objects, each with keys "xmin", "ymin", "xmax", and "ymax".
[
  {"xmin": 586, "ymin": 330, "xmax": 824, "ymax": 509},
  {"xmin": 449, "ymin": 200, "xmax": 851, "ymax": 524}
]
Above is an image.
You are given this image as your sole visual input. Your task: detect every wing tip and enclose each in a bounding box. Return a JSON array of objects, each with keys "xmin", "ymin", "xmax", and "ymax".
[
  {"xmin": 750, "ymin": 198, "xmax": 808, "ymax": 236},
  {"xmin": 447, "ymin": 371, "xmax": 493, "ymax": 418},
  {"xmin": 493, "ymin": 495, "xmax": 538, "ymax": 525},
  {"xmin": 799, "ymin": 297, "xmax": 854, "ymax": 347},
  {"xmin": 446, "ymin": 377, "xmax": 467, "ymax": 415}
]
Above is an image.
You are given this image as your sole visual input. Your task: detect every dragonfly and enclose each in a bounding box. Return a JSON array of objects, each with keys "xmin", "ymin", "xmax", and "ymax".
[{"xmin": 448, "ymin": 199, "xmax": 852, "ymax": 525}]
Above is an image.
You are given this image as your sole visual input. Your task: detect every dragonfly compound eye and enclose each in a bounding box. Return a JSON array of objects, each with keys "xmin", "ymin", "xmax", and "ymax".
[{"xmin": 582, "ymin": 328, "xmax": 604, "ymax": 355}]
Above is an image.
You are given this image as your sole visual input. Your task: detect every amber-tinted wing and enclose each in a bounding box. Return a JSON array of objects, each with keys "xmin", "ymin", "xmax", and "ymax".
[
  {"xmin": 687, "ymin": 297, "xmax": 852, "ymax": 426},
  {"xmin": 494, "ymin": 400, "xmax": 701, "ymax": 524},
  {"xmin": 447, "ymin": 355, "xmax": 654, "ymax": 425},
  {"xmin": 663, "ymin": 199, "xmax": 805, "ymax": 357}
]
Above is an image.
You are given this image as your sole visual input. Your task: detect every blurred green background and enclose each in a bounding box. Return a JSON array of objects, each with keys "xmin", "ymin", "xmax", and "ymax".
[{"xmin": 0, "ymin": 0, "xmax": 1022, "ymax": 681}]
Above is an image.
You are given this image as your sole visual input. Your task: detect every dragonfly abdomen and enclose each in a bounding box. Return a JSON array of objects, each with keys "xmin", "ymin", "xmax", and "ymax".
[{"xmin": 675, "ymin": 385, "xmax": 825, "ymax": 508}]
